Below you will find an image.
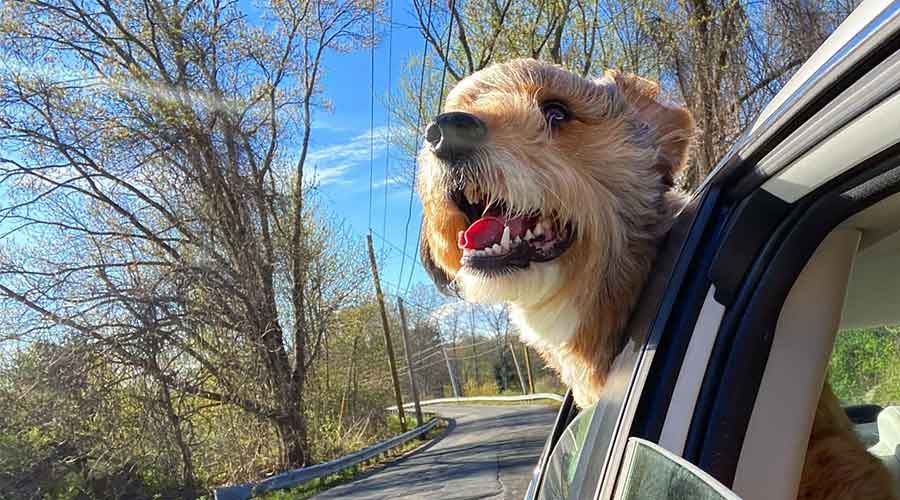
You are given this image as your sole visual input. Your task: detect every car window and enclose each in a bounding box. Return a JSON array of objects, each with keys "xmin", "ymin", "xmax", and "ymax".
[
  {"xmin": 829, "ymin": 325, "xmax": 900, "ymax": 450},
  {"xmin": 533, "ymin": 336, "xmax": 648, "ymax": 500},
  {"xmin": 615, "ymin": 439, "xmax": 743, "ymax": 500},
  {"xmin": 830, "ymin": 325, "xmax": 900, "ymax": 408},
  {"xmin": 538, "ymin": 403, "xmax": 597, "ymax": 499}
]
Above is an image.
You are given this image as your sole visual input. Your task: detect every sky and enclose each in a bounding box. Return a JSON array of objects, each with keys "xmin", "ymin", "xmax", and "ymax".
[
  {"xmin": 0, "ymin": 2, "xmax": 441, "ymax": 305},
  {"xmin": 305, "ymin": 3, "xmax": 435, "ymax": 298}
]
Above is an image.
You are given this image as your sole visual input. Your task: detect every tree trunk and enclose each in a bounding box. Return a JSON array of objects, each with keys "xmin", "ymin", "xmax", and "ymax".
[
  {"xmin": 274, "ymin": 408, "xmax": 309, "ymax": 467},
  {"xmin": 160, "ymin": 380, "xmax": 197, "ymax": 499}
]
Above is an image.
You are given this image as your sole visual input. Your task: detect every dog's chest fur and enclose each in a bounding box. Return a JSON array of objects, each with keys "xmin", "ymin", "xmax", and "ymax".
[{"xmin": 511, "ymin": 303, "xmax": 607, "ymax": 407}]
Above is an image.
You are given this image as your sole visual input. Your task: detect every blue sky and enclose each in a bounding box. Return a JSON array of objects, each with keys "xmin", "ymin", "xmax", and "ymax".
[
  {"xmin": 0, "ymin": 2, "xmax": 437, "ymax": 300},
  {"xmin": 308, "ymin": 4, "xmax": 434, "ymax": 296}
]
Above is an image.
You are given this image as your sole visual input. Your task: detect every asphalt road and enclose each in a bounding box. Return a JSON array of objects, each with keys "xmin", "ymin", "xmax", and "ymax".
[{"xmin": 313, "ymin": 403, "xmax": 557, "ymax": 500}]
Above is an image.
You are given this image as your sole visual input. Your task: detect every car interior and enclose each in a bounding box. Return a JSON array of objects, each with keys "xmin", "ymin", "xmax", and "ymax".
[
  {"xmin": 732, "ymin": 190, "xmax": 900, "ymax": 500},
  {"xmin": 839, "ymin": 191, "xmax": 900, "ymax": 490},
  {"xmin": 529, "ymin": 4, "xmax": 900, "ymax": 495}
]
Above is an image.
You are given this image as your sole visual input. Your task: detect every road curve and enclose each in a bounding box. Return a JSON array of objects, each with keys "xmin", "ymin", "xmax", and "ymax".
[{"xmin": 313, "ymin": 403, "xmax": 557, "ymax": 500}]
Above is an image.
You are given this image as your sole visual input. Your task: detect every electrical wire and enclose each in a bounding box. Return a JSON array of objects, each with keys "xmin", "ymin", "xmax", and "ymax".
[
  {"xmin": 404, "ymin": 0, "xmax": 458, "ymax": 297},
  {"xmin": 395, "ymin": 0, "xmax": 436, "ymax": 296},
  {"xmin": 367, "ymin": 1, "xmax": 376, "ymax": 231},
  {"xmin": 380, "ymin": 0, "xmax": 395, "ymax": 256}
]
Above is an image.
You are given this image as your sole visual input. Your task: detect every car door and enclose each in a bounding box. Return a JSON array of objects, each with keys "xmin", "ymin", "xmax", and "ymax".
[{"xmin": 526, "ymin": 1, "xmax": 900, "ymax": 499}]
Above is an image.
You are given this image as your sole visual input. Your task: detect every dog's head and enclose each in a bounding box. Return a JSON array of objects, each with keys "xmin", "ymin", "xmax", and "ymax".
[{"xmin": 417, "ymin": 59, "xmax": 693, "ymax": 324}]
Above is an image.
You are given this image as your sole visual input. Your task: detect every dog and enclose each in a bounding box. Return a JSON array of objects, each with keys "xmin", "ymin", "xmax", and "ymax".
[{"xmin": 416, "ymin": 58, "xmax": 895, "ymax": 500}]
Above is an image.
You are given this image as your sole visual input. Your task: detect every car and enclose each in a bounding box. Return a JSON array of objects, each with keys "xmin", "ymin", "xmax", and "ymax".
[{"xmin": 524, "ymin": 0, "xmax": 900, "ymax": 499}]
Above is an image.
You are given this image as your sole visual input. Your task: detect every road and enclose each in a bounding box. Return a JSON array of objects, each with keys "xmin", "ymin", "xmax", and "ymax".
[{"xmin": 313, "ymin": 403, "xmax": 557, "ymax": 500}]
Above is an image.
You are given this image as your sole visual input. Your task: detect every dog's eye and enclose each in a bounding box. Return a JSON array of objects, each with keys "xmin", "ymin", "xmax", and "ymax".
[{"xmin": 541, "ymin": 101, "xmax": 570, "ymax": 128}]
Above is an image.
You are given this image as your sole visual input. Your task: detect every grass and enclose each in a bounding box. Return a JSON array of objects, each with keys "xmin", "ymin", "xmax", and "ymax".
[{"xmin": 259, "ymin": 417, "xmax": 447, "ymax": 500}]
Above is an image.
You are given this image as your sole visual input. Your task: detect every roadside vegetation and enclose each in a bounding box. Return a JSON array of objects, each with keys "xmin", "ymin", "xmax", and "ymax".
[
  {"xmin": 257, "ymin": 416, "xmax": 447, "ymax": 500},
  {"xmin": 0, "ymin": 0, "xmax": 872, "ymax": 499}
]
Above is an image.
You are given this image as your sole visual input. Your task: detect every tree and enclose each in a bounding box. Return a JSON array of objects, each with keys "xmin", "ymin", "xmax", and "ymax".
[
  {"xmin": 645, "ymin": 0, "xmax": 860, "ymax": 186},
  {"xmin": 0, "ymin": 0, "xmax": 375, "ymax": 476},
  {"xmin": 393, "ymin": 0, "xmax": 859, "ymax": 189}
]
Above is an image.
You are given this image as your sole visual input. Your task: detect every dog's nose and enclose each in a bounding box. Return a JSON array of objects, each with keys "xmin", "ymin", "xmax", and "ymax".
[{"xmin": 425, "ymin": 112, "xmax": 486, "ymax": 160}]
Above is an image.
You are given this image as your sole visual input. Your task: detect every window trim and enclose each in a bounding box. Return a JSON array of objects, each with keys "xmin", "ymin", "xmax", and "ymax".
[{"xmin": 690, "ymin": 144, "xmax": 900, "ymax": 486}]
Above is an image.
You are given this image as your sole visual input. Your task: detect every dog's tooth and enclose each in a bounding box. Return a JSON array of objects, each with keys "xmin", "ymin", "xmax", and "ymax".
[
  {"xmin": 525, "ymin": 229, "xmax": 534, "ymax": 240},
  {"xmin": 534, "ymin": 224, "xmax": 544, "ymax": 237},
  {"xmin": 514, "ymin": 236, "xmax": 522, "ymax": 244},
  {"xmin": 501, "ymin": 226, "xmax": 511, "ymax": 248},
  {"xmin": 492, "ymin": 243, "xmax": 503, "ymax": 254}
]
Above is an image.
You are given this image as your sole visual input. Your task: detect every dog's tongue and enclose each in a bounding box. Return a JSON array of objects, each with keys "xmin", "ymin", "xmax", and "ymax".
[
  {"xmin": 459, "ymin": 215, "xmax": 532, "ymax": 250},
  {"xmin": 459, "ymin": 217, "xmax": 504, "ymax": 249}
]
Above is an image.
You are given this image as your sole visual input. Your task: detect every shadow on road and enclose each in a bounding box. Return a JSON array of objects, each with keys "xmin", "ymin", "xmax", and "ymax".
[{"xmin": 313, "ymin": 404, "xmax": 557, "ymax": 500}]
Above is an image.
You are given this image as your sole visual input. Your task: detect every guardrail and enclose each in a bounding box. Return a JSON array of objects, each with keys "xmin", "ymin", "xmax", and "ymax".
[
  {"xmin": 387, "ymin": 392, "xmax": 565, "ymax": 410},
  {"xmin": 213, "ymin": 417, "xmax": 437, "ymax": 500},
  {"xmin": 213, "ymin": 394, "xmax": 562, "ymax": 499}
]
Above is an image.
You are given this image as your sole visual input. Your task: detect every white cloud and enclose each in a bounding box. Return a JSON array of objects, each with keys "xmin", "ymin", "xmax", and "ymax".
[
  {"xmin": 313, "ymin": 164, "xmax": 354, "ymax": 186},
  {"xmin": 306, "ymin": 126, "xmax": 392, "ymax": 186},
  {"xmin": 373, "ymin": 176, "xmax": 403, "ymax": 189}
]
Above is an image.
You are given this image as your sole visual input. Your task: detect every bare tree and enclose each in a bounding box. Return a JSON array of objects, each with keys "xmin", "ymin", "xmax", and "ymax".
[
  {"xmin": 393, "ymin": 0, "xmax": 858, "ymax": 189},
  {"xmin": 645, "ymin": 0, "xmax": 860, "ymax": 186},
  {"xmin": 0, "ymin": 0, "xmax": 374, "ymax": 472}
]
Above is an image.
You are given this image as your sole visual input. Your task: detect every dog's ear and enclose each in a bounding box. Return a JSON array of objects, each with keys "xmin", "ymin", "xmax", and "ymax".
[
  {"xmin": 419, "ymin": 226, "xmax": 457, "ymax": 296},
  {"xmin": 609, "ymin": 71, "xmax": 695, "ymax": 186}
]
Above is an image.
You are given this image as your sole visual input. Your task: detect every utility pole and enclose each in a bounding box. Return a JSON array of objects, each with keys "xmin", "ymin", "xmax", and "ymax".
[
  {"xmin": 441, "ymin": 345, "xmax": 461, "ymax": 398},
  {"xmin": 366, "ymin": 233, "xmax": 406, "ymax": 431},
  {"xmin": 500, "ymin": 343, "xmax": 510, "ymax": 392},
  {"xmin": 397, "ymin": 298, "xmax": 424, "ymax": 428},
  {"xmin": 338, "ymin": 336, "xmax": 359, "ymax": 428},
  {"xmin": 509, "ymin": 342, "xmax": 528, "ymax": 395},
  {"xmin": 471, "ymin": 334, "xmax": 479, "ymax": 384},
  {"xmin": 523, "ymin": 344, "xmax": 535, "ymax": 394}
]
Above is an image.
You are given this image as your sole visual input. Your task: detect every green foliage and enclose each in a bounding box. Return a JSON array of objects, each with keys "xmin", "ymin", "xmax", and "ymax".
[{"xmin": 829, "ymin": 326, "xmax": 900, "ymax": 406}]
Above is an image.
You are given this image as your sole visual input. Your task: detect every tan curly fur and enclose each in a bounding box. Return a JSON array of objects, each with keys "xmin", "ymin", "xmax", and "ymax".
[{"xmin": 416, "ymin": 58, "xmax": 894, "ymax": 500}]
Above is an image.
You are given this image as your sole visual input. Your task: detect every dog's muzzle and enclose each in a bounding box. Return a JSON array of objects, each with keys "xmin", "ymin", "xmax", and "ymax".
[{"xmin": 425, "ymin": 112, "xmax": 486, "ymax": 163}]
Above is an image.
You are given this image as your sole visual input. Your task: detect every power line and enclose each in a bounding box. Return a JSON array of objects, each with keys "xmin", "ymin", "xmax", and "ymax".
[
  {"xmin": 448, "ymin": 346, "xmax": 501, "ymax": 362},
  {"xmin": 367, "ymin": 2, "xmax": 376, "ymax": 232},
  {"xmin": 404, "ymin": 0, "xmax": 457, "ymax": 297},
  {"xmin": 370, "ymin": 230, "xmax": 420, "ymax": 263},
  {"xmin": 445, "ymin": 337, "xmax": 498, "ymax": 352},
  {"xmin": 410, "ymin": 348, "xmax": 444, "ymax": 366},
  {"xmin": 381, "ymin": 0, "xmax": 394, "ymax": 256},
  {"xmin": 396, "ymin": 0, "xmax": 436, "ymax": 296}
]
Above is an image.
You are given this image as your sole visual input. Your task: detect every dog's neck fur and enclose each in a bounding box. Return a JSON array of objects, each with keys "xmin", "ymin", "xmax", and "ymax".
[{"xmin": 512, "ymin": 190, "xmax": 688, "ymax": 407}]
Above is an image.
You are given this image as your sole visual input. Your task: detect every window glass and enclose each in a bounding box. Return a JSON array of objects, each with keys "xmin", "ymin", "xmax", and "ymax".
[
  {"xmin": 830, "ymin": 325, "xmax": 900, "ymax": 407},
  {"xmin": 536, "ymin": 337, "xmax": 645, "ymax": 500},
  {"xmin": 538, "ymin": 404, "xmax": 597, "ymax": 499},
  {"xmin": 616, "ymin": 439, "xmax": 742, "ymax": 500},
  {"xmin": 829, "ymin": 325, "xmax": 900, "ymax": 452}
]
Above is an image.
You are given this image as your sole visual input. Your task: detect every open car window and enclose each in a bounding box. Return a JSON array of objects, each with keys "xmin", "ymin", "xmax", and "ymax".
[
  {"xmin": 527, "ymin": 191, "xmax": 708, "ymax": 500},
  {"xmin": 614, "ymin": 439, "xmax": 742, "ymax": 500},
  {"xmin": 539, "ymin": 403, "xmax": 597, "ymax": 499}
]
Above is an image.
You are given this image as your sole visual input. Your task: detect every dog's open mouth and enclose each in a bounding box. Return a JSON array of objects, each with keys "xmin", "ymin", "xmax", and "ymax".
[{"xmin": 451, "ymin": 185, "xmax": 573, "ymax": 273}]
